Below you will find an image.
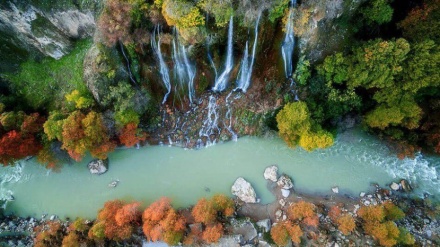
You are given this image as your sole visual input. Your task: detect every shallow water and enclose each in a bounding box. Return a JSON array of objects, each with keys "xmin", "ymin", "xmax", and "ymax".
[{"xmin": 1, "ymin": 129, "xmax": 439, "ymax": 219}]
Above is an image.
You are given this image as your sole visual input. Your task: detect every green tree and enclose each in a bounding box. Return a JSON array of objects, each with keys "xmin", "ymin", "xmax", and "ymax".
[
  {"xmin": 276, "ymin": 102, "xmax": 334, "ymax": 151},
  {"xmin": 360, "ymin": 0, "xmax": 393, "ymax": 26}
]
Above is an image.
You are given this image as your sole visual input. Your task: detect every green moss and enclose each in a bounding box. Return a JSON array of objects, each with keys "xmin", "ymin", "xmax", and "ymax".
[{"xmin": 6, "ymin": 40, "xmax": 92, "ymax": 111}]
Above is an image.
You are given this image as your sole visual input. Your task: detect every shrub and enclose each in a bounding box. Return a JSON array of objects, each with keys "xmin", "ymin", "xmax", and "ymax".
[
  {"xmin": 62, "ymin": 232, "xmax": 80, "ymax": 247},
  {"xmin": 358, "ymin": 205, "xmax": 385, "ymax": 223},
  {"xmin": 270, "ymin": 222, "xmax": 303, "ymax": 246},
  {"xmin": 192, "ymin": 198, "xmax": 216, "ymax": 224},
  {"xmin": 383, "ymin": 202, "xmax": 405, "ymax": 221},
  {"xmin": 287, "ymin": 201, "xmax": 316, "ymax": 221}
]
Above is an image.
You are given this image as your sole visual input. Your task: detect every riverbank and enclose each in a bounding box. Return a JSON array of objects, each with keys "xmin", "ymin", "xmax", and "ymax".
[{"xmin": 1, "ymin": 165, "xmax": 439, "ymax": 247}]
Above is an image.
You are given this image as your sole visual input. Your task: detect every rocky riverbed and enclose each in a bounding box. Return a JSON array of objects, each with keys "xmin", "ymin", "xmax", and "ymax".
[{"xmin": 1, "ymin": 164, "xmax": 439, "ymax": 247}]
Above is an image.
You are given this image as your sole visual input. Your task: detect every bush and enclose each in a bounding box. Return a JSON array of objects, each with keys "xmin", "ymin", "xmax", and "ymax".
[
  {"xmin": 201, "ymin": 223, "xmax": 223, "ymax": 243},
  {"xmin": 270, "ymin": 221, "xmax": 303, "ymax": 246},
  {"xmin": 287, "ymin": 201, "xmax": 316, "ymax": 222}
]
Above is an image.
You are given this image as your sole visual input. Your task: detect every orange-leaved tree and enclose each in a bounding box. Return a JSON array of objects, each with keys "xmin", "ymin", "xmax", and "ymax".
[
  {"xmin": 119, "ymin": 122, "xmax": 147, "ymax": 147},
  {"xmin": 88, "ymin": 200, "xmax": 141, "ymax": 241},
  {"xmin": 142, "ymin": 197, "xmax": 186, "ymax": 245},
  {"xmin": 287, "ymin": 200, "xmax": 319, "ymax": 227},
  {"xmin": 270, "ymin": 221, "xmax": 303, "ymax": 246}
]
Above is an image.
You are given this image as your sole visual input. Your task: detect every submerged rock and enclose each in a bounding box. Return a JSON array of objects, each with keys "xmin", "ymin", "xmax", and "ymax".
[
  {"xmin": 231, "ymin": 177, "xmax": 257, "ymax": 203},
  {"xmin": 263, "ymin": 165, "xmax": 278, "ymax": 182},
  {"xmin": 87, "ymin": 159, "xmax": 108, "ymax": 175},
  {"xmin": 400, "ymin": 179, "xmax": 413, "ymax": 192},
  {"xmin": 332, "ymin": 186, "xmax": 339, "ymax": 194}
]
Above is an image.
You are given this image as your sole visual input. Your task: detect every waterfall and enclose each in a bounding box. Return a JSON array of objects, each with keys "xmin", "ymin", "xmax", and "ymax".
[
  {"xmin": 213, "ymin": 16, "xmax": 234, "ymax": 92},
  {"xmin": 172, "ymin": 29, "xmax": 196, "ymax": 104},
  {"xmin": 281, "ymin": 0, "xmax": 296, "ymax": 78},
  {"xmin": 206, "ymin": 36, "xmax": 218, "ymax": 81},
  {"xmin": 119, "ymin": 42, "xmax": 137, "ymax": 85},
  {"xmin": 199, "ymin": 95, "xmax": 220, "ymax": 146},
  {"xmin": 151, "ymin": 25, "xmax": 171, "ymax": 104},
  {"xmin": 236, "ymin": 13, "xmax": 261, "ymax": 92},
  {"xmin": 225, "ymin": 91, "xmax": 238, "ymax": 141}
]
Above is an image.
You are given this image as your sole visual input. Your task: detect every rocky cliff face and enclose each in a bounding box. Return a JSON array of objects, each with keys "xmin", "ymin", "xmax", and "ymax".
[{"xmin": 0, "ymin": 0, "xmax": 102, "ymax": 72}]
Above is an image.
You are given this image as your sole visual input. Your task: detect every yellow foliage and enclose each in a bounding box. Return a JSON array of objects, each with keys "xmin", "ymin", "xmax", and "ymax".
[{"xmin": 337, "ymin": 214, "xmax": 356, "ymax": 235}]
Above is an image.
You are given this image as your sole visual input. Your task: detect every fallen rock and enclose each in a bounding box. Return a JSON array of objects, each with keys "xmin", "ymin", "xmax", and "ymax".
[
  {"xmin": 332, "ymin": 186, "xmax": 339, "ymax": 194},
  {"xmin": 390, "ymin": 182, "xmax": 400, "ymax": 191},
  {"xmin": 257, "ymin": 240, "xmax": 271, "ymax": 247},
  {"xmin": 279, "ymin": 198, "xmax": 286, "ymax": 207},
  {"xmin": 400, "ymin": 179, "xmax": 413, "ymax": 192},
  {"xmin": 263, "ymin": 165, "xmax": 278, "ymax": 182},
  {"xmin": 277, "ymin": 174, "xmax": 293, "ymax": 189},
  {"xmin": 231, "ymin": 177, "xmax": 257, "ymax": 203},
  {"xmin": 359, "ymin": 192, "xmax": 366, "ymax": 197},
  {"xmin": 208, "ymin": 235, "xmax": 243, "ymax": 247},
  {"xmin": 87, "ymin": 159, "xmax": 109, "ymax": 175},
  {"xmin": 256, "ymin": 219, "xmax": 271, "ymax": 232},
  {"xmin": 281, "ymin": 188, "xmax": 290, "ymax": 198}
]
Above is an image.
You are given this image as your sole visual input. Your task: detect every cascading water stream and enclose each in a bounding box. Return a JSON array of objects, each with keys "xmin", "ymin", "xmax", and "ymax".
[
  {"xmin": 151, "ymin": 25, "xmax": 171, "ymax": 104},
  {"xmin": 213, "ymin": 16, "xmax": 234, "ymax": 92},
  {"xmin": 281, "ymin": 0, "xmax": 296, "ymax": 78},
  {"xmin": 206, "ymin": 36, "xmax": 218, "ymax": 80},
  {"xmin": 172, "ymin": 30, "xmax": 196, "ymax": 104},
  {"xmin": 0, "ymin": 162, "xmax": 25, "ymax": 208},
  {"xmin": 224, "ymin": 91, "xmax": 238, "ymax": 141},
  {"xmin": 198, "ymin": 95, "xmax": 220, "ymax": 147},
  {"xmin": 236, "ymin": 13, "xmax": 261, "ymax": 92}
]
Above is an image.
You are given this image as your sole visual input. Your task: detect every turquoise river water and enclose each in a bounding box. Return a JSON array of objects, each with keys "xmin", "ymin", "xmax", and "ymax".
[{"xmin": 0, "ymin": 129, "xmax": 439, "ymax": 219}]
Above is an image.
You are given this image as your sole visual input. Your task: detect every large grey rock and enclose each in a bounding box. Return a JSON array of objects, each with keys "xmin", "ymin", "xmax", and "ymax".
[
  {"xmin": 0, "ymin": 0, "xmax": 100, "ymax": 73},
  {"xmin": 277, "ymin": 174, "xmax": 293, "ymax": 189},
  {"xmin": 231, "ymin": 177, "xmax": 257, "ymax": 203},
  {"xmin": 263, "ymin": 165, "xmax": 278, "ymax": 182},
  {"xmin": 230, "ymin": 219, "xmax": 258, "ymax": 242},
  {"xmin": 208, "ymin": 235, "xmax": 243, "ymax": 247},
  {"xmin": 87, "ymin": 159, "xmax": 109, "ymax": 175}
]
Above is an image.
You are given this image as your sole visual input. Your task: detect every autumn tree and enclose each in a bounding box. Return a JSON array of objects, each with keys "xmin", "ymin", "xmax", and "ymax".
[
  {"xmin": 34, "ymin": 221, "xmax": 65, "ymax": 247},
  {"xmin": 270, "ymin": 221, "xmax": 303, "ymax": 246},
  {"xmin": 287, "ymin": 200, "xmax": 319, "ymax": 227},
  {"xmin": 98, "ymin": 0, "xmax": 133, "ymax": 47},
  {"xmin": 89, "ymin": 200, "xmax": 141, "ymax": 241},
  {"xmin": 201, "ymin": 223, "xmax": 223, "ymax": 243},
  {"xmin": 399, "ymin": 0, "xmax": 440, "ymax": 43},
  {"xmin": 0, "ymin": 112, "xmax": 45, "ymax": 165},
  {"xmin": 142, "ymin": 197, "xmax": 186, "ymax": 245}
]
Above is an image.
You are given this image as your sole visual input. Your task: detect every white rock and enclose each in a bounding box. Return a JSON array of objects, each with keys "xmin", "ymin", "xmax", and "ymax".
[
  {"xmin": 281, "ymin": 188, "xmax": 290, "ymax": 198},
  {"xmin": 87, "ymin": 159, "xmax": 108, "ymax": 175},
  {"xmin": 282, "ymin": 214, "xmax": 287, "ymax": 221},
  {"xmin": 332, "ymin": 186, "xmax": 339, "ymax": 194},
  {"xmin": 390, "ymin": 182, "xmax": 400, "ymax": 191},
  {"xmin": 263, "ymin": 165, "xmax": 278, "ymax": 182},
  {"xmin": 231, "ymin": 177, "xmax": 257, "ymax": 203},
  {"xmin": 363, "ymin": 200, "xmax": 371, "ymax": 206},
  {"xmin": 277, "ymin": 175, "xmax": 293, "ymax": 189},
  {"xmin": 256, "ymin": 219, "xmax": 271, "ymax": 232},
  {"xmin": 359, "ymin": 192, "xmax": 366, "ymax": 197},
  {"xmin": 49, "ymin": 215, "xmax": 57, "ymax": 221},
  {"xmin": 275, "ymin": 210, "xmax": 283, "ymax": 218},
  {"xmin": 279, "ymin": 199, "xmax": 286, "ymax": 207}
]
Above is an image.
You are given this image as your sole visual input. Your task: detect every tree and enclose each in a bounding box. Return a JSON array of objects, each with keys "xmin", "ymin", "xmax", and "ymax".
[
  {"xmin": 399, "ymin": 0, "xmax": 440, "ymax": 43},
  {"xmin": 89, "ymin": 200, "xmax": 141, "ymax": 242},
  {"xmin": 360, "ymin": 0, "xmax": 393, "ymax": 26},
  {"xmin": 201, "ymin": 223, "xmax": 223, "ymax": 243},
  {"xmin": 336, "ymin": 214, "xmax": 356, "ymax": 235},
  {"xmin": 0, "ymin": 111, "xmax": 45, "ymax": 165},
  {"xmin": 277, "ymin": 102, "xmax": 334, "ymax": 151},
  {"xmin": 98, "ymin": 0, "xmax": 133, "ymax": 47},
  {"xmin": 60, "ymin": 111, "xmax": 115, "ymax": 161},
  {"xmin": 197, "ymin": 0, "xmax": 233, "ymax": 27},
  {"xmin": 192, "ymin": 198, "xmax": 217, "ymax": 224},
  {"xmin": 287, "ymin": 201, "xmax": 318, "ymax": 227},
  {"xmin": 142, "ymin": 197, "xmax": 186, "ymax": 245},
  {"xmin": 119, "ymin": 122, "xmax": 147, "ymax": 147},
  {"xmin": 270, "ymin": 221, "xmax": 303, "ymax": 246}
]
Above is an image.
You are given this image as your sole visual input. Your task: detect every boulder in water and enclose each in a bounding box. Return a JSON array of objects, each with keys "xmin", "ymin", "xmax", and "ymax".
[
  {"xmin": 331, "ymin": 186, "xmax": 339, "ymax": 194},
  {"xmin": 400, "ymin": 179, "xmax": 413, "ymax": 192},
  {"xmin": 390, "ymin": 182, "xmax": 400, "ymax": 191},
  {"xmin": 231, "ymin": 177, "xmax": 257, "ymax": 203},
  {"xmin": 277, "ymin": 174, "xmax": 293, "ymax": 189},
  {"xmin": 87, "ymin": 159, "xmax": 108, "ymax": 175},
  {"xmin": 263, "ymin": 165, "xmax": 278, "ymax": 182}
]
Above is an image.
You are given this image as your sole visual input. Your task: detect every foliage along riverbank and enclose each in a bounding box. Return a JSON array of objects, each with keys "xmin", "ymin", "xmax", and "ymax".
[
  {"xmin": 1, "ymin": 166, "xmax": 439, "ymax": 247},
  {"xmin": 0, "ymin": 0, "xmax": 439, "ymax": 168}
]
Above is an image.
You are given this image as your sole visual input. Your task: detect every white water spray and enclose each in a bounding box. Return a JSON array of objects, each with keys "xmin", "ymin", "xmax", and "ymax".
[
  {"xmin": 281, "ymin": 0, "xmax": 296, "ymax": 78},
  {"xmin": 236, "ymin": 14, "xmax": 261, "ymax": 92},
  {"xmin": 213, "ymin": 16, "xmax": 234, "ymax": 92},
  {"xmin": 151, "ymin": 25, "xmax": 171, "ymax": 104}
]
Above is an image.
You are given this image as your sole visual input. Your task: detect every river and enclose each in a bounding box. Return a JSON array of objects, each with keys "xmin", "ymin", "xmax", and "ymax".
[{"xmin": 1, "ymin": 129, "xmax": 439, "ymax": 219}]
